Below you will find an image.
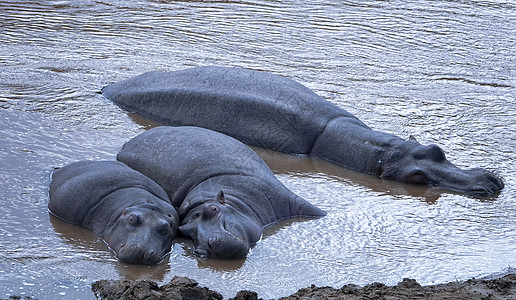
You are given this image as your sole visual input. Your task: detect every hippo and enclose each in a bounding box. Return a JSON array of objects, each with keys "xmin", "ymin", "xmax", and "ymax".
[
  {"xmin": 48, "ymin": 161, "xmax": 179, "ymax": 265},
  {"xmin": 102, "ymin": 66, "xmax": 504, "ymax": 197},
  {"xmin": 117, "ymin": 126, "xmax": 325, "ymax": 259}
]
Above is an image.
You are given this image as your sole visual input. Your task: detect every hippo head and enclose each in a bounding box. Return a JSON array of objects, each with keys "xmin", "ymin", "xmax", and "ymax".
[
  {"xmin": 381, "ymin": 143, "xmax": 504, "ymax": 198},
  {"xmin": 103, "ymin": 203, "xmax": 179, "ymax": 265},
  {"xmin": 178, "ymin": 191, "xmax": 262, "ymax": 259}
]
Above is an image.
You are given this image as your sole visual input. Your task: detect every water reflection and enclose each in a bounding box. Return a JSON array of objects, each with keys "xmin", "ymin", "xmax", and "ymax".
[
  {"xmin": 49, "ymin": 214, "xmax": 105, "ymax": 252},
  {"xmin": 114, "ymin": 258, "xmax": 171, "ymax": 282},
  {"xmin": 195, "ymin": 257, "xmax": 246, "ymax": 272},
  {"xmin": 127, "ymin": 112, "xmax": 165, "ymax": 130},
  {"xmin": 257, "ymin": 147, "xmax": 445, "ymax": 200}
]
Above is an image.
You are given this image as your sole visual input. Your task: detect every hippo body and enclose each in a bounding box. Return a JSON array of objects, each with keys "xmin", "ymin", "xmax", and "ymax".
[
  {"xmin": 103, "ymin": 66, "xmax": 504, "ymax": 197},
  {"xmin": 48, "ymin": 161, "xmax": 179, "ymax": 265},
  {"xmin": 117, "ymin": 126, "xmax": 325, "ymax": 258}
]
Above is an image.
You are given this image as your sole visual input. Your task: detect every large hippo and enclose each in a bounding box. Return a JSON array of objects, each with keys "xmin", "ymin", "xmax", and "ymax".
[
  {"xmin": 48, "ymin": 161, "xmax": 179, "ymax": 265},
  {"xmin": 102, "ymin": 66, "xmax": 504, "ymax": 197},
  {"xmin": 117, "ymin": 126, "xmax": 325, "ymax": 259}
]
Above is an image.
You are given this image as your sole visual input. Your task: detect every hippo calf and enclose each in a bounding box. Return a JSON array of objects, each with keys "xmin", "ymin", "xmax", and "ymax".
[
  {"xmin": 48, "ymin": 161, "xmax": 179, "ymax": 265},
  {"xmin": 117, "ymin": 126, "xmax": 326, "ymax": 259},
  {"xmin": 102, "ymin": 66, "xmax": 504, "ymax": 197}
]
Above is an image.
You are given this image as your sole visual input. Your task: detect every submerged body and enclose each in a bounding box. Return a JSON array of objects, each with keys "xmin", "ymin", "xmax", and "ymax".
[
  {"xmin": 103, "ymin": 66, "xmax": 504, "ymax": 197},
  {"xmin": 117, "ymin": 126, "xmax": 325, "ymax": 259},
  {"xmin": 48, "ymin": 161, "xmax": 179, "ymax": 265}
]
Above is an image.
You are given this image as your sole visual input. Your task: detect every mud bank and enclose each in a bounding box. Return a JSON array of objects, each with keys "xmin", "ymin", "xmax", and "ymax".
[{"xmin": 89, "ymin": 273, "xmax": 516, "ymax": 300}]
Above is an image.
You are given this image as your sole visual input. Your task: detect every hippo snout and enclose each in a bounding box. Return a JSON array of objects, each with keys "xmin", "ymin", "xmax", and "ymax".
[
  {"xmin": 466, "ymin": 169, "xmax": 504, "ymax": 198},
  {"xmin": 117, "ymin": 244, "xmax": 162, "ymax": 265},
  {"xmin": 194, "ymin": 233, "xmax": 249, "ymax": 259},
  {"xmin": 206, "ymin": 234, "xmax": 249, "ymax": 259}
]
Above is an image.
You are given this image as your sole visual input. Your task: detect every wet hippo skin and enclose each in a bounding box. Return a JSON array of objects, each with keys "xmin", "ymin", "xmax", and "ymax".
[
  {"xmin": 117, "ymin": 126, "xmax": 326, "ymax": 259},
  {"xmin": 48, "ymin": 161, "xmax": 179, "ymax": 265},
  {"xmin": 103, "ymin": 66, "xmax": 504, "ymax": 197}
]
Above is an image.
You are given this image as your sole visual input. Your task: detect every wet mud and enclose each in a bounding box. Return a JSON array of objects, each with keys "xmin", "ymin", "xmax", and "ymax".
[{"xmin": 87, "ymin": 273, "xmax": 516, "ymax": 300}]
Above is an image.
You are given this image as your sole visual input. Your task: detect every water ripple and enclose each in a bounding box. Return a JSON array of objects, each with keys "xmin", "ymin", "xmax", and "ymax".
[{"xmin": 1, "ymin": 0, "xmax": 515, "ymax": 298}]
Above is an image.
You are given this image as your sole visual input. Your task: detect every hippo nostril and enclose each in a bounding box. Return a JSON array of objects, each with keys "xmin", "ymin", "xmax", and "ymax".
[
  {"xmin": 117, "ymin": 244, "xmax": 141, "ymax": 263},
  {"xmin": 487, "ymin": 173, "xmax": 505, "ymax": 191},
  {"xmin": 124, "ymin": 243, "xmax": 140, "ymax": 252},
  {"xmin": 208, "ymin": 237, "xmax": 217, "ymax": 248},
  {"xmin": 142, "ymin": 252, "xmax": 161, "ymax": 265}
]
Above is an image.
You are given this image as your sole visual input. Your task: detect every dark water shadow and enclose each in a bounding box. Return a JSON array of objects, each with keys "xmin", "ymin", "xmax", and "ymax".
[
  {"xmin": 261, "ymin": 216, "xmax": 318, "ymax": 238},
  {"xmin": 113, "ymin": 257, "xmax": 172, "ymax": 281},
  {"xmin": 252, "ymin": 146, "xmax": 448, "ymax": 203},
  {"xmin": 49, "ymin": 213, "xmax": 107, "ymax": 251},
  {"xmin": 128, "ymin": 112, "xmax": 165, "ymax": 130}
]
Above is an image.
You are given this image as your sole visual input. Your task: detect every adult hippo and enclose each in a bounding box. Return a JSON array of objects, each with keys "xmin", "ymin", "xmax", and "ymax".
[
  {"xmin": 102, "ymin": 66, "xmax": 504, "ymax": 197},
  {"xmin": 117, "ymin": 126, "xmax": 325, "ymax": 259},
  {"xmin": 48, "ymin": 161, "xmax": 179, "ymax": 265}
]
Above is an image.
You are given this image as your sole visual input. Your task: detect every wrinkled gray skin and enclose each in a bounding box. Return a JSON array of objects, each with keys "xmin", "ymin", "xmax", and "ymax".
[
  {"xmin": 117, "ymin": 126, "xmax": 325, "ymax": 259},
  {"xmin": 48, "ymin": 161, "xmax": 179, "ymax": 265},
  {"xmin": 103, "ymin": 66, "xmax": 504, "ymax": 197}
]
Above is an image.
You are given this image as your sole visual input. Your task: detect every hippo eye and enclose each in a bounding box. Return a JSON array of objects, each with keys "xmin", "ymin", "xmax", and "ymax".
[
  {"xmin": 157, "ymin": 223, "xmax": 170, "ymax": 236},
  {"xmin": 128, "ymin": 214, "xmax": 141, "ymax": 227}
]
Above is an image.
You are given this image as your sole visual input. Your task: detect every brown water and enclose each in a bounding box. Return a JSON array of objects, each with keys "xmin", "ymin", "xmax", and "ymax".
[{"xmin": 1, "ymin": 0, "xmax": 515, "ymax": 299}]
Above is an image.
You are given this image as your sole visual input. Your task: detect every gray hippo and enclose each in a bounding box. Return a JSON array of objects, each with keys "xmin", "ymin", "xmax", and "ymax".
[
  {"xmin": 117, "ymin": 126, "xmax": 325, "ymax": 259},
  {"xmin": 48, "ymin": 161, "xmax": 179, "ymax": 265},
  {"xmin": 102, "ymin": 66, "xmax": 504, "ymax": 197}
]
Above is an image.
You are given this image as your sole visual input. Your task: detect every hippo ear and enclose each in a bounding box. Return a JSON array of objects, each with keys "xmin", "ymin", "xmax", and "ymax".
[
  {"xmin": 408, "ymin": 135, "xmax": 418, "ymax": 142},
  {"xmin": 216, "ymin": 190, "xmax": 225, "ymax": 204}
]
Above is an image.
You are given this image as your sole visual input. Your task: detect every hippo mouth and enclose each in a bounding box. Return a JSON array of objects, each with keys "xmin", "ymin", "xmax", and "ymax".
[
  {"xmin": 467, "ymin": 185, "xmax": 498, "ymax": 198},
  {"xmin": 443, "ymin": 171, "xmax": 504, "ymax": 198},
  {"xmin": 420, "ymin": 182, "xmax": 502, "ymax": 199},
  {"xmin": 116, "ymin": 242, "xmax": 166, "ymax": 265},
  {"xmin": 199, "ymin": 229, "xmax": 249, "ymax": 259},
  {"xmin": 192, "ymin": 218, "xmax": 250, "ymax": 259}
]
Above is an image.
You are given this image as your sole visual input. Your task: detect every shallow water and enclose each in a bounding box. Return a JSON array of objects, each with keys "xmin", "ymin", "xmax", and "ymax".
[{"xmin": 1, "ymin": 0, "xmax": 515, "ymax": 299}]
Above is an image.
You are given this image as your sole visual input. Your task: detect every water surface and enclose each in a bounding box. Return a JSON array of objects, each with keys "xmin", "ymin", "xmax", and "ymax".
[{"xmin": 1, "ymin": 0, "xmax": 515, "ymax": 299}]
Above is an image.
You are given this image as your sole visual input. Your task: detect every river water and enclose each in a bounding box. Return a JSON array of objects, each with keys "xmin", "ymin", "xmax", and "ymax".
[{"xmin": 1, "ymin": 0, "xmax": 515, "ymax": 299}]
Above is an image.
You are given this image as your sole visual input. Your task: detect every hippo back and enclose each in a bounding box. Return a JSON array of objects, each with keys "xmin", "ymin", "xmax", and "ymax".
[
  {"xmin": 102, "ymin": 66, "xmax": 358, "ymax": 153},
  {"xmin": 117, "ymin": 126, "xmax": 277, "ymax": 207},
  {"xmin": 117, "ymin": 126, "xmax": 325, "ymax": 228}
]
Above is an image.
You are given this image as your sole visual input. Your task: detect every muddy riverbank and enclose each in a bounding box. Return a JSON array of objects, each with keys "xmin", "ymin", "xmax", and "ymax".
[{"xmin": 89, "ymin": 273, "xmax": 516, "ymax": 300}]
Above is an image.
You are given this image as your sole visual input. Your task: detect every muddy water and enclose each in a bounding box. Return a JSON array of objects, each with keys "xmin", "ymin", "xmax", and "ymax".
[{"xmin": 1, "ymin": 0, "xmax": 515, "ymax": 299}]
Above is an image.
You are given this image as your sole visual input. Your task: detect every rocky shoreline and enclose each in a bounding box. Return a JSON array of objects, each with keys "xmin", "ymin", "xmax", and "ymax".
[
  {"xmin": 4, "ymin": 273, "xmax": 515, "ymax": 300},
  {"xmin": 90, "ymin": 273, "xmax": 516, "ymax": 300}
]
